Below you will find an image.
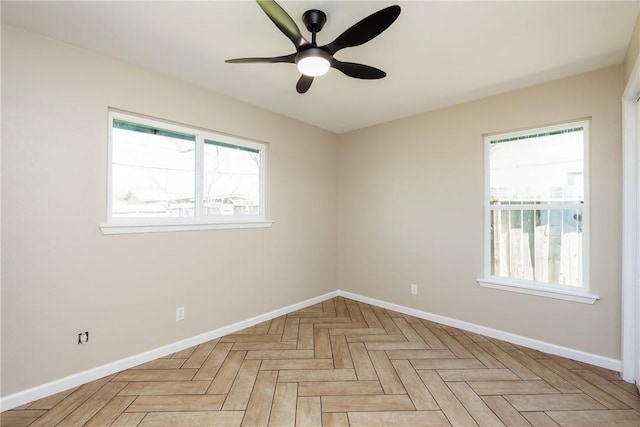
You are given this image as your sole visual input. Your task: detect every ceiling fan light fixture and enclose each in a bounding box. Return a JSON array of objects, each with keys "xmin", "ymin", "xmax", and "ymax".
[{"xmin": 296, "ymin": 48, "xmax": 331, "ymax": 77}]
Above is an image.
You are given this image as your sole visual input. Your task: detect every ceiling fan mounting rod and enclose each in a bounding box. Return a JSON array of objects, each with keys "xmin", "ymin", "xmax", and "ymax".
[{"xmin": 302, "ymin": 9, "xmax": 327, "ymax": 45}]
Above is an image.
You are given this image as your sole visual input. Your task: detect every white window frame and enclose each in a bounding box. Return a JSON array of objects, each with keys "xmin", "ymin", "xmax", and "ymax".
[
  {"xmin": 100, "ymin": 110, "xmax": 272, "ymax": 234},
  {"xmin": 477, "ymin": 120, "xmax": 598, "ymax": 304}
]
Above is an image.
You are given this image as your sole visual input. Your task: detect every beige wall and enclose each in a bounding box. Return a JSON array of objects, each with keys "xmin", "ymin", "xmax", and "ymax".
[
  {"xmin": 338, "ymin": 66, "xmax": 623, "ymax": 359},
  {"xmin": 623, "ymin": 10, "xmax": 640, "ymax": 84},
  {"xmin": 1, "ymin": 26, "xmax": 339, "ymax": 395}
]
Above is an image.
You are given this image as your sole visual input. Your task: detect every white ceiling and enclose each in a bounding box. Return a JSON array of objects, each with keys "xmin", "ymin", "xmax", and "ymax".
[{"xmin": 2, "ymin": 1, "xmax": 638, "ymax": 133}]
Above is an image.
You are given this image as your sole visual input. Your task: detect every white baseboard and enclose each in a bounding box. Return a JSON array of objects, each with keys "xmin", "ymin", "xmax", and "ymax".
[
  {"xmin": 338, "ymin": 290, "xmax": 621, "ymax": 372},
  {"xmin": 0, "ymin": 291, "xmax": 339, "ymax": 411},
  {"xmin": 1, "ymin": 289, "xmax": 621, "ymax": 411}
]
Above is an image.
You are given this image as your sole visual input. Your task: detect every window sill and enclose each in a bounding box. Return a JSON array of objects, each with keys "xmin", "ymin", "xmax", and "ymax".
[
  {"xmin": 100, "ymin": 219, "xmax": 274, "ymax": 235},
  {"xmin": 477, "ymin": 277, "xmax": 599, "ymax": 304}
]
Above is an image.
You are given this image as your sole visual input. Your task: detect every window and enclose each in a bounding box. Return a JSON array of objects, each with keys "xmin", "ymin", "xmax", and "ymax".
[
  {"xmin": 478, "ymin": 120, "xmax": 598, "ymax": 304},
  {"xmin": 101, "ymin": 111, "xmax": 271, "ymax": 234}
]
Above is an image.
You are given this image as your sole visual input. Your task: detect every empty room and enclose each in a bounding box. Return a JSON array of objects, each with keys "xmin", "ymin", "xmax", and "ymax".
[{"xmin": 2, "ymin": 1, "xmax": 640, "ymax": 426}]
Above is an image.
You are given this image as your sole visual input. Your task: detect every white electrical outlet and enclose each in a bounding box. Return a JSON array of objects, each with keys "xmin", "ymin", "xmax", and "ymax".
[
  {"xmin": 176, "ymin": 306, "xmax": 185, "ymax": 321},
  {"xmin": 410, "ymin": 284, "xmax": 418, "ymax": 295}
]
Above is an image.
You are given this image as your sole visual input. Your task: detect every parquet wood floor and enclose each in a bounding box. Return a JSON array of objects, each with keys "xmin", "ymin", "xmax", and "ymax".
[{"xmin": 3, "ymin": 297, "xmax": 640, "ymax": 426}]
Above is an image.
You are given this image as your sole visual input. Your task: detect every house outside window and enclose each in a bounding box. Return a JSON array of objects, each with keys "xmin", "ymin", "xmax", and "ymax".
[
  {"xmin": 101, "ymin": 111, "xmax": 271, "ymax": 234},
  {"xmin": 478, "ymin": 120, "xmax": 598, "ymax": 304}
]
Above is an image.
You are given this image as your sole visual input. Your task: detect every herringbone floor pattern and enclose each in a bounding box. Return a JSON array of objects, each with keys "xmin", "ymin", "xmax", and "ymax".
[{"xmin": 3, "ymin": 297, "xmax": 640, "ymax": 426}]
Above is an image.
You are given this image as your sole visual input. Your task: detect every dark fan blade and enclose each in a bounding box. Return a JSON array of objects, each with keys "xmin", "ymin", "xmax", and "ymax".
[
  {"xmin": 296, "ymin": 75, "xmax": 314, "ymax": 93},
  {"xmin": 325, "ymin": 5, "xmax": 401, "ymax": 54},
  {"xmin": 257, "ymin": 0, "xmax": 308, "ymax": 49},
  {"xmin": 225, "ymin": 53, "xmax": 296, "ymax": 64},
  {"xmin": 331, "ymin": 59, "xmax": 386, "ymax": 79}
]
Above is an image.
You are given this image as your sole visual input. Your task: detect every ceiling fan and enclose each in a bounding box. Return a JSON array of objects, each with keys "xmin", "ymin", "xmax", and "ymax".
[{"xmin": 225, "ymin": 0, "xmax": 401, "ymax": 94}]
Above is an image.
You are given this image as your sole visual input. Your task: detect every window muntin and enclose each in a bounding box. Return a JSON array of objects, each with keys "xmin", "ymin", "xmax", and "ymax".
[
  {"xmin": 107, "ymin": 111, "xmax": 267, "ymax": 229},
  {"xmin": 484, "ymin": 121, "xmax": 588, "ymax": 290}
]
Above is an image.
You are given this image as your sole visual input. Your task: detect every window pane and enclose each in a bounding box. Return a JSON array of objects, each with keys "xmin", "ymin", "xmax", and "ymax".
[
  {"xmin": 490, "ymin": 208, "xmax": 583, "ymax": 287},
  {"xmin": 111, "ymin": 124, "xmax": 196, "ymax": 218},
  {"xmin": 489, "ymin": 127, "xmax": 584, "ymax": 203},
  {"xmin": 203, "ymin": 140, "xmax": 260, "ymax": 216}
]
